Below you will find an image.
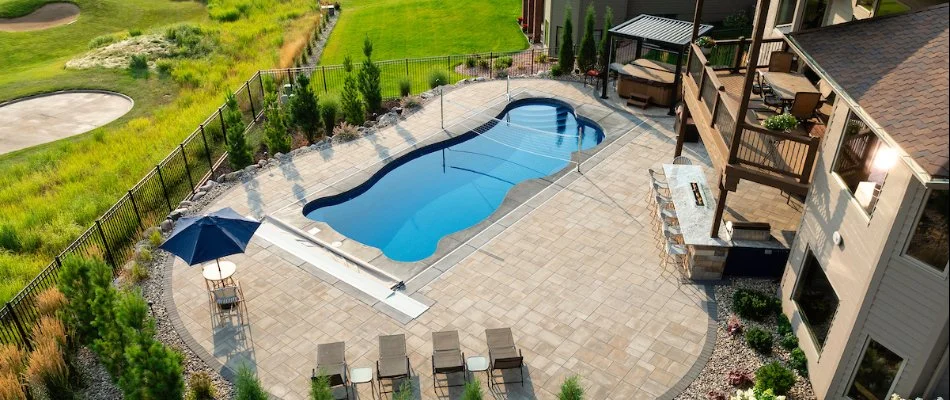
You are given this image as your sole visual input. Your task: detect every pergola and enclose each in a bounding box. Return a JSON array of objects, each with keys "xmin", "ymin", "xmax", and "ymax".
[{"xmin": 600, "ymin": 15, "xmax": 712, "ymax": 115}]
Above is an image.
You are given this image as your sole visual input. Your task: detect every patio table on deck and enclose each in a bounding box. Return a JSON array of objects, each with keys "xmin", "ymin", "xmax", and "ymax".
[{"xmin": 759, "ymin": 71, "xmax": 819, "ymax": 101}]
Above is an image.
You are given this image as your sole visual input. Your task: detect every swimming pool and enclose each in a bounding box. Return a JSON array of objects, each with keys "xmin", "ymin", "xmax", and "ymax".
[{"xmin": 303, "ymin": 99, "xmax": 604, "ymax": 262}]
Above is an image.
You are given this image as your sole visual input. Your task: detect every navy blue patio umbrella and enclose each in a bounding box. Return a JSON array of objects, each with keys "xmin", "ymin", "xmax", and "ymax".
[{"xmin": 159, "ymin": 207, "xmax": 262, "ymax": 275}]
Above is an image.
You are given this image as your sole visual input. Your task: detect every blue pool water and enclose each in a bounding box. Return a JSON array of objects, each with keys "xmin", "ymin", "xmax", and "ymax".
[{"xmin": 303, "ymin": 99, "xmax": 604, "ymax": 262}]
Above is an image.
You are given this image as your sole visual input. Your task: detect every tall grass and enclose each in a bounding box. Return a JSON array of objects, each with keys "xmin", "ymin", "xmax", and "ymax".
[{"xmin": 0, "ymin": 0, "xmax": 323, "ymax": 303}]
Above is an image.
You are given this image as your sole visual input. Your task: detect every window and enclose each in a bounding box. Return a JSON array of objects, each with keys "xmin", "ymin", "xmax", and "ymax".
[
  {"xmin": 800, "ymin": 0, "xmax": 829, "ymax": 29},
  {"xmin": 906, "ymin": 190, "xmax": 949, "ymax": 272},
  {"xmin": 875, "ymin": 0, "xmax": 911, "ymax": 16},
  {"xmin": 833, "ymin": 112, "xmax": 896, "ymax": 215},
  {"xmin": 794, "ymin": 250, "xmax": 839, "ymax": 349},
  {"xmin": 776, "ymin": 0, "xmax": 796, "ymax": 25},
  {"xmin": 847, "ymin": 339, "xmax": 904, "ymax": 399}
]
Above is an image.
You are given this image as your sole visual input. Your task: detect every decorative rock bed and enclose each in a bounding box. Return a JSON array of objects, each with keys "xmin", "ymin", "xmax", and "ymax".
[{"xmin": 676, "ymin": 278, "xmax": 816, "ymax": 400}]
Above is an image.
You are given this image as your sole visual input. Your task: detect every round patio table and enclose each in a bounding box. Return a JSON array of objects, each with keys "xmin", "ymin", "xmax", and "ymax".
[{"xmin": 202, "ymin": 261, "xmax": 236, "ymax": 286}]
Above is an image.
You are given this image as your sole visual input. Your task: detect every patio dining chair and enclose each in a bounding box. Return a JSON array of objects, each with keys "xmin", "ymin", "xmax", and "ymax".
[
  {"xmin": 209, "ymin": 281, "xmax": 247, "ymax": 322},
  {"xmin": 431, "ymin": 330, "xmax": 466, "ymax": 390},
  {"xmin": 485, "ymin": 328, "xmax": 525, "ymax": 388},
  {"xmin": 767, "ymin": 51, "xmax": 795, "ymax": 73},
  {"xmin": 315, "ymin": 341, "xmax": 349, "ymax": 399},
  {"xmin": 377, "ymin": 334, "xmax": 410, "ymax": 395},
  {"xmin": 788, "ymin": 92, "xmax": 822, "ymax": 121}
]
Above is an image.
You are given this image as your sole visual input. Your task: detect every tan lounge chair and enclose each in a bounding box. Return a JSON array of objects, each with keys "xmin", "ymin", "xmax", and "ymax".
[
  {"xmin": 377, "ymin": 334, "xmax": 410, "ymax": 394},
  {"xmin": 486, "ymin": 328, "xmax": 525, "ymax": 388},
  {"xmin": 431, "ymin": 330, "xmax": 466, "ymax": 389}
]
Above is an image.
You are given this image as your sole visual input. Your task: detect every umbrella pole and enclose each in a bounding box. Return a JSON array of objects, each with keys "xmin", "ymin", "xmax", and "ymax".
[{"xmin": 216, "ymin": 258, "xmax": 222, "ymax": 277}]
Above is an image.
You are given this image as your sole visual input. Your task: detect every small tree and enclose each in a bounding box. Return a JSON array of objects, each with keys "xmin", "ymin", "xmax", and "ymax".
[
  {"xmin": 119, "ymin": 339, "xmax": 185, "ymax": 400},
  {"xmin": 320, "ymin": 96, "xmax": 339, "ymax": 136},
  {"xmin": 288, "ymin": 75, "xmax": 322, "ymax": 144},
  {"xmin": 309, "ymin": 373, "xmax": 333, "ymax": 400},
  {"xmin": 224, "ymin": 92, "xmax": 253, "ymax": 169},
  {"xmin": 558, "ymin": 375, "xmax": 584, "ymax": 400},
  {"xmin": 578, "ymin": 5, "xmax": 597, "ymax": 72},
  {"xmin": 358, "ymin": 37, "xmax": 383, "ymax": 114},
  {"xmin": 461, "ymin": 379, "xmax": 483, "ymax": 400},
  {"xmin": 263, "ymin": 93, "xmax": 291, "ymax": 154},
  {"xmin": 234, "ymin": 365, "xmax": 268, "ymax": 400},
  {"xmin": 340, "ymin": 56, "xmax": 365, "ymax": 125},
  {"xmin": 94, "ymin": 289, "xmax": 152, "ymax": 376},
  {"xmin": 598, "ymin": 6, "xmax": 613, "ymax": 69},
  {"xmin": 558, "ymin": 5, "xmax": 575, "ymax": 74},
  {"xmin": 57, "ymin": 255, "xmax": 113, "ymax": 342}
]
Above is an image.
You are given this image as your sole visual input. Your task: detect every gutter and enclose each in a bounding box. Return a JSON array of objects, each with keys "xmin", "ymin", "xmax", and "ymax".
[{"xmin": 785, "ymin": 35, "xmax": 945, "ymax": 187}]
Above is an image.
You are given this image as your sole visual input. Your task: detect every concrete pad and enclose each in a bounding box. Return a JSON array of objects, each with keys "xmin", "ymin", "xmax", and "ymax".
[
  {"xmin": 0, "ymin": 3, "xmax": 80, "ymax": 32},
  {"xmin": 0, "ymin": 90, "xmax": 133, "ymax": 154}
]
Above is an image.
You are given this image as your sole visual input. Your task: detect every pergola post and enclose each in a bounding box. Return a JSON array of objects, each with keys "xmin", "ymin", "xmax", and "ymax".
[
  {"xmin": 670, "ymin": 46, "xmax": 684, "ymax": 115},
  {"xmin": 674, "ymin": 103, "xmax": 690, "ymax": 156},
  {"xmin": 728, "ymin": 0, "xmax": 771, "ymax": 163},
  {"xmin": 600, "ymin": 35, "xmax": 614, "ymax": 99}
]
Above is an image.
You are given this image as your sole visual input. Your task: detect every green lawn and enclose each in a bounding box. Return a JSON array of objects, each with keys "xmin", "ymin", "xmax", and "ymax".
[
  {"xmin": 322, "ymin": 0, "xmax": 527, "ymax": 64},
  {"xmin": 0, "ymin": 0, "xmax": 320, "ymax": 302}
]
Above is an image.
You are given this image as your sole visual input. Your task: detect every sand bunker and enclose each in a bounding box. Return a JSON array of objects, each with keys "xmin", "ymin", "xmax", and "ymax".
[
  {"xmin": 0, "ymin": 91, "xmax": 133, "ymax": 154},
  {"xmin": 0, "ymin": 3, "xmax": 80, "ymax": 32}
]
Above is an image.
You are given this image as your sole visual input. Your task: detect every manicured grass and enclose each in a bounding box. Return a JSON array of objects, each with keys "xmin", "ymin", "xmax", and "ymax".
[
  {"xmin": 322, "ymin": 0, "xmax": 527, "ymax": 64},
  {"xmin": 0, "ymin": 0, "xmax": 63, "ymax": 18},
  {"xmin": 0, "ymin": 0, "xmax": 321, "ymax": 302}
]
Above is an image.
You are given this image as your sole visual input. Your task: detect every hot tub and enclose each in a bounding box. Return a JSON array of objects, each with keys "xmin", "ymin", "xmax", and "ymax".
[{"xmin": 612, "ymin": 59, "xmax": 679, "ymax": 107}]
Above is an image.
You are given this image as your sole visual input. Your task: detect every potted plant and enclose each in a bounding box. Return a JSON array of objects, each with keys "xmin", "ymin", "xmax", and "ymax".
[
  {"xmin": 763, "ymin": 113, "xmax": 800, "ymax": 132},
  {"xmin": 696, "ymin": 36, "xmax": 717, "ymax": 56}
]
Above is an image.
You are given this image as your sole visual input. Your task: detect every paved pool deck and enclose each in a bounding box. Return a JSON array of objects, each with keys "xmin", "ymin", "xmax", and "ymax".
[{"xmin": 167, "ymin": 79, "xmax": 725, "ymax": 399}]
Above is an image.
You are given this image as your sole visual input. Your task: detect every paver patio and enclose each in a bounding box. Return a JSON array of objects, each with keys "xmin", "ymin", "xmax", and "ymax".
[{"xmin": 167, "ymin": 80, "xmax": 722, "ymax": 399}]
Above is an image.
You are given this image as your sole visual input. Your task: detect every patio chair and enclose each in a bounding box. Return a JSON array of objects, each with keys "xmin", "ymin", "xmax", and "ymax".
[
  {"xmin": 485, "ymin": 328, "xmax": 524, "ymax": 388},
  {"xmin": 788, "ymin": 92, "xmax": 822, "ymax": 121},
  {"xmin": 315, "ymin": 341, "xmax": 349, "ymax": 399},
  {"xmin": 376, "ymin": 334, "xmax": 410, "ymax": 394},
  {"xmin": 209, "ymin": 281, "xmax": 246, "ymax": 321},
  {"xmin": 672, "ymin": 156, "xmax": 692, "ymax": 165},
  {"xmin": 767, "ymin": 51, "xmax": 795, "ymax": 73},
  {"xmin": 431, "ymin": 330, "xmax": 466, "ymax": 389}
]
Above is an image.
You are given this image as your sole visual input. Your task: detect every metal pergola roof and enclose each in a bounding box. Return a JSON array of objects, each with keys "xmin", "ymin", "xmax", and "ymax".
[{"xmin": 609, "ymin": 15, "xmax": 713, "ymax": 49}]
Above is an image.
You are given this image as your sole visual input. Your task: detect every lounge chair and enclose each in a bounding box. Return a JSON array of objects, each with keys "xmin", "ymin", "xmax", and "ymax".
[
  {"xmin": 377, "ymin": 334, "xmax": 410, "ymax": 394},
  {"xmin": 485, "ymin": 328, "xmax": 524, "ymax": 387},
  {"xmin": 315, "ymin": 341, "xmax": 349, "ymax": 399},
  {"xmin": 431, "ymin": 330, "xmax": 466, "ymax": 389}
]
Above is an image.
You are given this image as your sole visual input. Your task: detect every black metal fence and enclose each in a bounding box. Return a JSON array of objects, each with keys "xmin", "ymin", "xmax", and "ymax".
[{"xmin": 0, "ymin": 72, "xmax": 267, "ymax": 350}]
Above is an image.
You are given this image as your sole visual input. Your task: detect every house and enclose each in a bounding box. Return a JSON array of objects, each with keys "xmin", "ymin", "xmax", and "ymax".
[
  {"xmin": 674, "ymin": 0, "xmax": 949, "ymax": 396},
  {"xmin": 520, "ymin": 0, "xmax": 757, "ymax": 51}
]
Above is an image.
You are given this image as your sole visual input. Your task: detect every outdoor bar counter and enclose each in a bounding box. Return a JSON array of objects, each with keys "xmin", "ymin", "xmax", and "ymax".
[{"xmin": 663, "ymin": 164, "xmax": 787, "ymax": 280}]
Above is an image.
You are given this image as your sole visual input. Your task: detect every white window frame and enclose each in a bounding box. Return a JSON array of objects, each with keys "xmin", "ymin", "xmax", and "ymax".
[
  {"xmin": 844, "ymin": 335, "xmax": 907, "ymax": 400},
  {"xmin": 829, "ymin": 110, "xmax": 888, "ymax": 221},
  {"xmin": 900, "ymin": 188, "xmax": 950, "ymax": 277}
]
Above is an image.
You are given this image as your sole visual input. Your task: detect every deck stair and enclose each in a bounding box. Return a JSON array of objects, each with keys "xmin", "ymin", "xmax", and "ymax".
[{"xmin": 626, "ymin": 94, "xmax": 650, "ymax": 109}]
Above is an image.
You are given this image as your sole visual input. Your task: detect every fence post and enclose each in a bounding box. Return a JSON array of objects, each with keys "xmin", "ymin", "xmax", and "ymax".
[
  {"xmin": 246, "ymin": 81, "xmax": 256, "ymax": 121},
  {"xmin": 128, "ymin": 190, "xmax": 142, "ymax": 226},
  {"xmin": 405, "ymin": 59, "xmax": 409, "ymax": 77},
  {"xmin": 530, "ymin": 49, "xmax": 535, "ymax": 75},
  {"xmin": 156, "ymin": 165, "xmax": 173, "ymax": 212},
  {"xmin": 4, "ymin": 303, "xmax": 32, "ymax": 351},
  {"xmin": 96, "ymin": 219, "xmax": 116, "ymax": 268},
  {"xmin": 258, "ymin": 71, "xmax": 266, "ymax": 104},
  {"xmin": 179, "ymin": 144, "xmax": 196, "ymax": 193},
  {"xmin": 489, "ymin": 52, "xmax": 493, "ymax": 79},
  {"xmin": 218, "ymin": 107, "xmax": 228, "ymax": 146},
  {"xmin": 322, "ymin": 66, "xmax": 328, "ymax": 93},
  {"xmin": 200, "ymin": 124, "xmax": 214, "ymax": 172}
]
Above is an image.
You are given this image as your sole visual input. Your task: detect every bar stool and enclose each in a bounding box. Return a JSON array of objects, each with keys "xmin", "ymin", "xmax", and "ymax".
[
  {"xmin": 662, "ymin": 242, "xmax": 689, "ymax": 275},
  {"xmin": 657, "ymin": 222, "xmax": 684, "ymax": 250}
]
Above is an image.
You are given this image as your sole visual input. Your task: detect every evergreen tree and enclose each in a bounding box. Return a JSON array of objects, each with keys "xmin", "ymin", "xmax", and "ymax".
[
  {"xmin": 119, "ymin": 339, "xmax": 185, "ymax": 400},
  {"xmin": 340, "ymin": 55, "xmax": 365, "ymax": 125},
  {"xmin": 94, "ymin": 289, "xmax": 151, "ymax": 376},
  {"xmin": 358, "ymin": 37, "xmax": 383, "ymax": 114},
  {"xmin": 578, "ymin": 4, "xmax": 597, "ymax": 72},
  {"xmin": 263, "ymin": 93, "xmax": 291, "ymax": 154},
  {"xmin": 557, "ymin": 5, "xmax": 575, "ymax": 74},
  {"xmin": 234, "ymin": 365, "xmax": 268, "ymax": 400},
  {"xmin": 57, "ymin": 255, "xmax": 113, "ymax": 342},
  {"xmin": 224, "ymin": 92, "xmax": 254, "ymax": 169},
  {"xmin": 320, "ymin": 96, "xmax": 339, "ymax": 136},
  {"xmin": 599, "ymin": 6, "xmax": 614, "ymax": 69},
  {"xmin": 288, "ymin": 74, "xmax": 321, "ymax": 144}
]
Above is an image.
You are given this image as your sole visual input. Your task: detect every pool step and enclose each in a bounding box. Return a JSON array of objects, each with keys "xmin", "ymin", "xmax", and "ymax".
[{"xmin": 626, "ymin": 94, "xmax": 650, "ymax": 109}]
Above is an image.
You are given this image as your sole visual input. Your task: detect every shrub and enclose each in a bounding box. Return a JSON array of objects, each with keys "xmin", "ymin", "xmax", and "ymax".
[
  {"xmin": 88, "ymin": 34, "xmax": 118, "ymax": 49},
  {"xmin": 496, "ymin": 70, "xmax": 509, "ymax": 79},
  {"xmin": 263, "ymin": 99, "xmax": 292, "ymax": 154},
  {"xmin": 461, "ymin": 379, "xmax": 483, "ymax": 400},
  {"xmin": 0, "ymin": 372, "xmax": 25, "ymax": 400},
  {"xmin": 558, "ymin": 375, "xmax": 583, "ymax": 400},
  {"xmin": 164, "ymin": 24, "xmax": 214, "ymax": 57},
  {"xmin": 319, "ymin": 97, "xmax": 339, "ymax": 136},
  {"xmin": 333, "ymin": 123, "xmax": 360, "ymax": 143},
  {"xmin": 558, "ymin": 5, "xmax": 575, "ymax": 74},
  {"xmin": 25, "ymin": 339, "xmax": 70, "ymax": 399},
  {"xmin": 129, "ymin": 29, "xmax": 142, "ymax": 37},
  {"xmin": 754, "ymin": 362, "xmax": 795, "ymax": 395},
  {"xmin": 727, "ymin": 314, "xmax": 743, "ymax": 337},
  {"xmin": 728, "ymin": 370, "xmax": 753, "ymax": 387},
  {"xmin": 340, "ymin": 56, "xmax": 364, "ymax": 125},
  {"xmin": 779, "ymin": 333, "xmax": 798, "ymax": 350},
  {"xmin": 401, "ymin": 96, "xmax": 421, "ymax": 109},
  {"xmin": 235, "ymin": 365, "xmax": 268, "ymax": 400},
  {"xmin": 129, "ymin": 261, "xmax": 149, "ymax": 283},
  {"xmin": 224, "ymin": 92, "xmax": 254, "ymax": 169},
  {"xmin": 211, "ymin": 7, "xmax": 241, "ymax": 22},
  {"xmin": 0, "ymin": 344, "xmax": 25, "ymax": 375},
  {"xmin": 578, "ymin": 4, "xmax": 597, "ymax": 72},
  {"xmin": 465, "ymin": 57, "xmax": 477, "ymax": 68},
  {"xmin": 696, "ymin": 36, "xmax": 717, "ymax": 48},
  {"xmin": 776, "ymin": 313, "xmax": 792, "ymax": 336},
  {"xmin": 35, "ymin": 287, "xmax": 67, "ymax": 317},
  {"xmin": 392, "ymin": 380, "xmax": 413, "ymax": 400},
  {"xmin": 789, "ymin": 348, "xmax": 808, "ymax": 376},
  {"xmin": 58, "ymin": 256, "xmax": 114, "ymax": 341},
  {"xmin": 32, "ymin": 316, "xmax": 66, "ymax": 349},
  {"xmin": 309, "ymin": 373, "xmax": 333, "ymax": 400},
  {"xmin": 95, "ymin": 289, "xmax": 152, "ymax": 376},
  {"xmin": 129, "ymin": 54, "xmax": 149, "ymax": 72},
  {"xmin": 156, "ymin": 59, "xmax": 174, "ymax": 77},
  {"xmin": 762, "ymin": 113, "xmax": 799, "ymax": 131},
  {"xmin": 187, "ymin": 371, "xmax": 216, "ymax": 400},
  {"xmin": 732, "ymin": 289, "xmax": 779, "ymax": 321},
  {"xmin": 119, "ymin": 339, "xmax": 185, "ymax": 399},
  {"xmin": 428, "ymin": 69, "xmax": 451, "ymax": 89},
  {"xmin": 358, "ymin": 37, "xmax": 383, "ymax": 113},
  {"xmin": 477, "ymin": 59, "xmax": 490, "ymax": 69},
  {"xmin": 494, "ymin": 56, "xmax": 513, "ymax": 70},
  {"xmin": 535, "ymin": 53, "xmax": 548, "ymax": 63},
  {"xmin": 398, "ymin": 78, "xmax": 411, "ymax": 97},
  {"xmin": 745, "ymin": 327, "xmax": 773, "ymax": 354},
  {"xmin": 551, "ymin": 64, "xmax": 563, "ymax": 76},
  {"xmin": 149, "ymin": 230, "xmax": 163, "ymax": 248}
]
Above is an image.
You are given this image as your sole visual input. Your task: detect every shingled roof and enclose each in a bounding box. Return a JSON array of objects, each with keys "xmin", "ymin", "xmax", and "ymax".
[{"xmin": 789, "ymin": 4, "xmax": 949, "ymax": 179}]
